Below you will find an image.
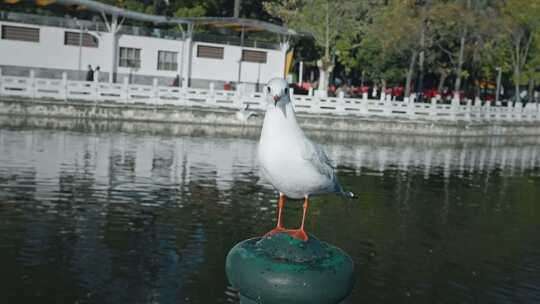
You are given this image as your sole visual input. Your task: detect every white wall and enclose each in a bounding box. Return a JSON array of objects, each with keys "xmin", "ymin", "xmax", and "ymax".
[
  {"xmin": 116, "ymin": 34, "xmax": 184, "ymax": 78},
  {"xmin": 239, "ymin": 46, "xmax": 285, "ymax": 84},
  {"xmin": 0, "ymin": 21, "xmax": 109, "ymax": 75},
  {"xmin": 189, "ymin": 42, "xmax": 285, "ymax": 85},
  {"xmin": 0, "ymin": 19, "xmax": 286, "ymax": 85}
]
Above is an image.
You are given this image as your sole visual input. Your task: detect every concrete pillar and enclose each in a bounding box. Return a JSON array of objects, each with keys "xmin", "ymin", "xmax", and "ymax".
[
  {"xmin": 362, "ymin": 92, "xmax": 368, "ymax": 101},
  {"xmin": 181, "ymin": 30, "xmax": 193, "ymax": 89},
  {"xmin": 107, "ymin": 15, "xmax": 119, "ymax": 83}
]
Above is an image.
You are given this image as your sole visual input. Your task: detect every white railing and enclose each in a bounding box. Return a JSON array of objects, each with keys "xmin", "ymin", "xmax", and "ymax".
[{"xmin": 1, "ymin": 69, "xmax": 539, "ymax": 122}]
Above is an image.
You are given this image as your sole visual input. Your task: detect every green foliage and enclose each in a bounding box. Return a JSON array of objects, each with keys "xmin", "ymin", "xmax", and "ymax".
[
  {"xmin": 264, "ymin": 0, "xmax": 368, "ymax": 66},
  {"xmin": 174, "ymin": 5, "xmax": 206, "ymax": 18}
]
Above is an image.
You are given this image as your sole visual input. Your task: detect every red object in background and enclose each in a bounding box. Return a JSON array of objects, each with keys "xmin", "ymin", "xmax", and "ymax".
[
  {"xmin": 484, "ymin": 94, "xmax": 495, "ymax": 101},
  {"xmin": 301, "ymin": 82, "xmax": 312, "ymax": 90},
  {"xmin": 423, "ymin": 89, "xmax": 438, "ymax": 99},
  {"xmin": 224, "ymin": 82, "xmax": 232, "ymax": 91},
  {"xmin": 360, "ymin": 86, "xmax": 369, "ymax": 94},
  {"xmin": 328, "ymin": 84, "xmax": 337, "ymax": 94},
  {"xmin": 385, "ymin": 88, "xmax": 392, "ymax": 95},
  {"xmin": 392, "ymin": 86, "xmax": 404, "ymax": 97}
]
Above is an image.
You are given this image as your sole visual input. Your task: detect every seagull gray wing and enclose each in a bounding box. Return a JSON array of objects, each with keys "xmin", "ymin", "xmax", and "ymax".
[{"xmin": 300, "ymin": 138, "xmax": 335, "ymax": 180}]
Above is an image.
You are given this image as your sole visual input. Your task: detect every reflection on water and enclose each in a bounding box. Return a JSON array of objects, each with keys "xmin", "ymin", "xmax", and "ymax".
[{"xmin": 0, "ymin": 122, "xmax": 540, "ymax": 304}]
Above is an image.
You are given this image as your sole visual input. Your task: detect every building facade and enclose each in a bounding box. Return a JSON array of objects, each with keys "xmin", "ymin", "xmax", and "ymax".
[{"xmin": 0, "ymin": 12, "xmax": 289, "ymax": 91}]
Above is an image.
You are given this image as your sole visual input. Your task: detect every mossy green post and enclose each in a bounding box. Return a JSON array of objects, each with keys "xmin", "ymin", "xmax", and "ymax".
[{"xmin": 226, "ymin": 233, "xmax": 355, "ymax": 304}]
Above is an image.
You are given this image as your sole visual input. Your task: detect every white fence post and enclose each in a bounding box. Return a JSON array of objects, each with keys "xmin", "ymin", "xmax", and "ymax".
[
  {"xmin": 235, "ymin": 84, "xmax": 243, "ymax": 108},
  {"xmin": 61, "ymin": 72, "xmax": 68, "ymax": 100},
  {"xmin": 465, "ymin": 99, "xmax": 472, "ymax": 121},
  {"xmin": 93, "ymin": 71, "xmax": 100, "ymax": 102},
  {"xmin": 123, "ymin": 77, "xmax": 129, "ymax": 103},
  {"xmin": 209, "ymin": 82, "xmax": 215, "ymax": 105},
  {"xmin": 337, "ymin": 91, "xmax": 346, "ymax": 114},
  {"xmin": 507, "ymin": 101, "xmax": 513, "ymax": 122},
  {"xmin": 430, "ymin": 98, "xmax": 437, "ymax": 120},
  {"xmin": 29, "ymin": 70, "xmax": 36, "ymax": 99},
  {"xmin": 0, "ymin": 67, "xmax": 3, "ymax": 97},
  {"xmin": 152, "ymin": 78, "xmax": 158, "ymax": 105},
  {"xmin": 407, "ymin": 98, "xmax": 416, "ymax": 119},
  {"xmin": 484, "ymin": 100, "xmax": 491, "ymax": 121}
]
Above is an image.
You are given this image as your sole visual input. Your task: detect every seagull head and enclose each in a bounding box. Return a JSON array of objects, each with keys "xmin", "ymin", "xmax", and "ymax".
[{"xmin": 265, "ymin": 78, "xmax": 291, "ymax": 115}]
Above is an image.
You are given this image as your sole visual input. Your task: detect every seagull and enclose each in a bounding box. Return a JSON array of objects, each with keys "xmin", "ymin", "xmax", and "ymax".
[
  {"xmin": 235, "ymin": 103, "xmax": 258, "ymax": 122},
  {"xmin": 258, "ymin": 78, "xmax": 355, "ymax": 241}
]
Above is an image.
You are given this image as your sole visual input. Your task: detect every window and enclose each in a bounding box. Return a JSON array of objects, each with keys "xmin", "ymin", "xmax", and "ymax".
[
  {"xmin": 119, "ymin": 47, "xmax": 141, "ymax": 68},
  {"xmin": 197, "ymin": 45, "xmax": 224, "ymax": 59},
  {"xmin": 1, "ymin": 25, "xmax": 39, "ymax": 42},
  {"xmin": 242, "ymin": 50, "xmax": 267, "ymax": 63},
  {"xmin": 64, "ymin": 31, "xmax": 98, "ymax": 48},
  {"xmin": 157, "ymin": 51, "xmax": 178, "ymax": 71}
]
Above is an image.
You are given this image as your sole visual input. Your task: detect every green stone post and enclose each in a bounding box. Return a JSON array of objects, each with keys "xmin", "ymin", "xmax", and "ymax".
[{"xmin": 226, "ymin": 233, "xmax": 355, "ymax": 304}]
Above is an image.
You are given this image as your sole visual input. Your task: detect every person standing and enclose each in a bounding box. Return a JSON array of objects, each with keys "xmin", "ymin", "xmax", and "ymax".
[
  {"xmin": 172, "ymin": 74, "xmax": 180, "ymax": 87},
  {"xmin": 94, "ymin": 66, "xmax": 100, "ymax": 82},
  {"xmin": 85, "ymin": 65, "xmax": 94, "ymax": 82}
]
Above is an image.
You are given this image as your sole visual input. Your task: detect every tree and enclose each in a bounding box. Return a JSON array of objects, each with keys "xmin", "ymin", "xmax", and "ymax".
[
  {"xmin": 498, "ymin": 0, "xmax": 540, "ymax": 103},
  {"xmin": 367, "ymin": 1, "xmax": 432, "ymax": 98},
  {"xmin": 263, "ymin": 0, "xmax": 368, "ymax": 92}
]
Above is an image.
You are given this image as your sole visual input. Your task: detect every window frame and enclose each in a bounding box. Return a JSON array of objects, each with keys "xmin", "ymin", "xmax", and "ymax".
[
  {"xmin": 119, "ymin": 47, "xmax": 141, "ymax": 68},
  {"xmin": 196, "ymin": 45, "xmax": 224, "ymax": 60},
  {"xmin": 157, "ymin": 50, "xmax": 178, "ymax": 71},
  {"xmin": 241, "ymin": 49, "xmax": 267, "ymax": 64},
  {"xmin": 64, "ymin": 31, "xmax": 99, "ymax": 48},
  {"xmin": 1, "ymin": 25, "xmax": 40, "ymax": 43}
]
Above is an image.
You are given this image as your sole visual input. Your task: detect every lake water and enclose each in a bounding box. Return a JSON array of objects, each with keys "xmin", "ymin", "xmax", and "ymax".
[{"xmin": 1, "ymin": 122, "xmax": 540, "ymax": 304}]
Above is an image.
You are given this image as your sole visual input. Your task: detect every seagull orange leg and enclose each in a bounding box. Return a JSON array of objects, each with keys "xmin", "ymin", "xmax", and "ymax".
[
  {"xmin": 276, "ymin": 193, "xmax": 284, "ymax": 229},
  {"xmin": 264, "ymin": 194, "xmax": 286, "ymax": 237},
  {"xmin": 288, "ymin": 196, "xmax": 309, "ymax": 241}
]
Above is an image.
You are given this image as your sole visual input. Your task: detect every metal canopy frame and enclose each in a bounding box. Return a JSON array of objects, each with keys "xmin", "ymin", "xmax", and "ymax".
[{"xmin": 52, "ymin": 0, "xmax": 296, "ymax": 37}]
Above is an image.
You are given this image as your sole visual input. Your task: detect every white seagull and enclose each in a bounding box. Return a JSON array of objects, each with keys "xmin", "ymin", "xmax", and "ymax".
[
  {"xmin": 258, "ymin": 78, "xmax": 354, "ymax": 241},
  {"xmin": 235, "ymin": 103, "xmax": 258, "ymax": 122}
]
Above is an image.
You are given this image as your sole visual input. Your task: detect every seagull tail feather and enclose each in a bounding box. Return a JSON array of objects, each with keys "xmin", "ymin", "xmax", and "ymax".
[
  {"xmin": 343, "ymin": 191, "xmax": 357, "ymax": 199},
  {"xmin": 336, "ymin": 183, "xmax": 357, "ymax": 199}
]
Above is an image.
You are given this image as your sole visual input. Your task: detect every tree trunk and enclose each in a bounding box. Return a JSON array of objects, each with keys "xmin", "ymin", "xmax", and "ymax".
[
  {"xmin": 454, "ymin": 29, "xmax": 467, "ymax": 99},
  {"xmin": 527, "ymin": 77, "xmax": 534, "ymax": 106},
  {"xmin": 417, "ymin": 12, "xmax": 426, "ymax": 102},
  {"xmin": 233, "ymin": 0, "xmax": 241, "ymax": 18},
  {"xmin": 514, "ymin": 64, "xmax": 521, "ymax": 104},
  {"xmin": 318, "ymin": 67, "xmax": 328, "ymax": 91},
  {"xmin": 437, "ymin": 70, "xmax": 448, "ymax": 95},
  {"xmin": 405, "ymin": 50, "xmax": 418, "ymax": 99},
  {"xmin": 318, "ymin": 1, "xmax": 331, "ymax": 93},
  {"xmin": 381, "ymin": 78, "xmax": 387, "ymax": 101}
]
